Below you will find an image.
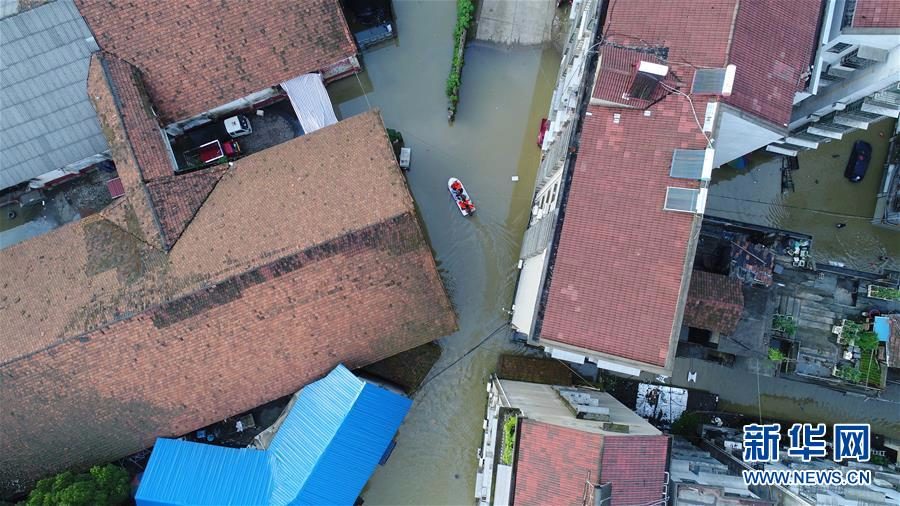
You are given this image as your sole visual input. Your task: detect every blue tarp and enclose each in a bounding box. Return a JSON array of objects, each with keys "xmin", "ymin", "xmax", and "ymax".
[
  {"xmin": 135, "ymin": 364, "xmax": 412, "ymax": 506},
  {"xmin": 874, "ymin": 316, "xmax": 890, "ymax": 342}
]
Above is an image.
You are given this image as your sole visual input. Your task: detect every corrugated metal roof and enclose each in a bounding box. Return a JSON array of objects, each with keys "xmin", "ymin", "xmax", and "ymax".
[
  {"xmin": 0, "ymin": 0, "xmax": 107, "ymax": 189},
  {"xmin": 134, "ymin": 440, "xmax": 274, "ymax": 506},
  {"xmin": 135, "ymin": 364, "xmax": 412, "ymax": 506}
]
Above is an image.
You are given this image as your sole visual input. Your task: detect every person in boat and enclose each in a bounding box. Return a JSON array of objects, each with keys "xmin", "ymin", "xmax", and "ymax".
[{"xmin": 451, "ymin": 181, "xmax": 465, "ymax": 199}]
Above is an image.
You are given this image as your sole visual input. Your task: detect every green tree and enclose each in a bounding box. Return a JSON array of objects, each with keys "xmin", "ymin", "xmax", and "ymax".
[
  {"xmin": 671, "ymin": 412, "xmax": 702, "ymax": 438},
  {"xmin": 772, "ymin": 315, "xmax": 796, "ymax": 336},
  {"xmin": 25, "ymin": 465, "xmax": 130, "ymax": 506},
  {"xmin": 768, "ymin": 348, "xmax": 786, "ymax": 362},
  {"xmin": 856, "ymin": 331, "xmax": 879, "ymax": 352}
]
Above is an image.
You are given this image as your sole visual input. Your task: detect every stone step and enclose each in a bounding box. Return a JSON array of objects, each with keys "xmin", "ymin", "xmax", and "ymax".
[
  {"xmin": 857, "ymin": 45, "xmax": 889, "ymax": 63},
  {"xmin": 861, "ymin": 98, "xmax": 899, "ymax": 118},
  {"xmin": 786, "ymin": 133, "xmax": 830, "ymax": 148},
  {"xmin": 766, "ymin": 143, "xmax": 800, "ymax": 157},
  {"xmin": 799, "ymin": 311, "xmax": 838, "ymax": 326},
  {"xmin": 807, "ymin": 124, "xmax": 848, "ymax": 140},
  {"xmin": 801, "ymin": 320, "xmax": 835, "ymax": 333},
  {"xmin": 794, "ymin": 291, "xmax": 827, "ymax": 302},
  {"xmin": 800, "ymin": 304, "xmax": 838, "ymax": 318},
  {"xmin": 874, "ymin": 90, "xmax": 900, "ymax": 107},
  {"xmin": 827, "ymin": 65, "xmax": 855, "ymax": 79},
  {"xmin": 834, "ymin": 112, "xmax": 880, "ymax": 129}
]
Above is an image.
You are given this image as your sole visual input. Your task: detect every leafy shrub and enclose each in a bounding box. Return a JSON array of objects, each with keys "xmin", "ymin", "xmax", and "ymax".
[
  {"xmin": 870, "ymin": 285, "xmax": 900, "ymax": 301},
  {"xmin": 446, "ymin": 0, "xmax": 475, "ymax": 113},
  {"xmin": 501, "ymin": 415, "xmax": 517, "ymax": 465},
  {"xmin": 671, "ymin": 412, "xmax": 702, "ymax": 438},
  {"xmin": 836, "ymin": 364, "xmax": 863, "ymax": 383},
  {"xmin": 842, "ymin": 320, "xmax": 864, "ymax": 336},
  {"xmin": 767, "ymin": 348, "xmax": 786, "ymax": 362},
  {"xmin": 772, "ymin": 315, "xmax": 796, "ymax": 336},
  {"xmin": 856, "ymin": 331, "xmax": 879, "ymax": 352},
  {"xmin": 25, "ymin": 465, "xmax": 130, "ymax": 506}
]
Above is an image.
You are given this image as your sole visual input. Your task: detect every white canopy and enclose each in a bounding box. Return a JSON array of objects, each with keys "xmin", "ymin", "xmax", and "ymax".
[{"xmin": 280, "ymin": 73, "xmax": 338, "ymax": 134}]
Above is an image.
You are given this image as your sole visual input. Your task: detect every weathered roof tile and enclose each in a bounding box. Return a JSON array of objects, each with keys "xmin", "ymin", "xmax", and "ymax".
[{"xmin": 74, "ymin": 0, "xmax": 357, "ymax": 124}]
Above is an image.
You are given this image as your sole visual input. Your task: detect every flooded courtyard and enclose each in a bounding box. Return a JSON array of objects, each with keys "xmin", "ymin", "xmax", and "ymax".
[
  {"xmin": 328, "ymin": 1, "xmax": 561, "ymax": 503},
  {"xmin": 708, "ymin": 117, "xmax": 899, "ymax": 272}
]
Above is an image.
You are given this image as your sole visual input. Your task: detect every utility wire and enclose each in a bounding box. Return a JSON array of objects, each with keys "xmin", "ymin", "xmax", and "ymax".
[
  {"xmin": 554, "ymin": 357, "xmax": 598, "ymax": 388},
  {"xmin": 657, "ymin": 80, "xmax": 712, "ymax": 148},
  {"xmin": 355, "ymin": 71, "xmax": 373, "ymax": 110},
  {"xmin": 707, "ymin": 194, "xmax": 873, "ymax": 220},
  {"xmin": 414, "ymin": 322, "xmax": 509, "ymax": 393}
]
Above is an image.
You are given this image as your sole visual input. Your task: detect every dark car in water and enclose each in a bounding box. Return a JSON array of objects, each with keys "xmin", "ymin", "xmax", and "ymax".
[{"xmin": 844, "ymin": 140, "xmax": 872, "ymax": 182}]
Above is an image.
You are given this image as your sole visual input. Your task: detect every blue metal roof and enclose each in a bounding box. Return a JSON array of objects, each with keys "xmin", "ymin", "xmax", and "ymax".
[
  {"xmin": 874, "ymin": 316, "xmax": 889, "ymax": 342},
  {"xmin": 135, "ymin": 364, "xmax": 412, "ymax": 506}
]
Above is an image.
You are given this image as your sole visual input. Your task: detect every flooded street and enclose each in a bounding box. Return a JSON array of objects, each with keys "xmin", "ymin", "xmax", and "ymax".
[
  {"xmin": 329, "ymin": 1, "xmax": 560, "ymax": 503},
  {"xmin": 708, "ymin": 117, "xmax": 899, "ymax": 271}
]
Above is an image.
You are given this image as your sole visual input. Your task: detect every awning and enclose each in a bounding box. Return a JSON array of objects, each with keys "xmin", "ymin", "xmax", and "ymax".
[
  {"xmin": 510, "ymin": 251, "xmax": 547, "ymax": 335},
  {"xmin": 280, "ymin": 73, "xmax": 338, "ymax": 134}
]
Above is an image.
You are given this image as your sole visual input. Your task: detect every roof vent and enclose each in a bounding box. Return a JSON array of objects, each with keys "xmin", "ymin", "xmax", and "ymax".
[
  {"xmin": 670, "ymin": 148, "xmax": 715, "ymax": 180},
  {"xmin": 691, "ymin": 64, "xmax": 736, "ymax": 96},
  {"xmin": 628, "ymin": 61, "xmax": 669, "ymax": 100},
  {"xmin": 664, "ymin": 187, "xmax": 707, "ymax": 214}
]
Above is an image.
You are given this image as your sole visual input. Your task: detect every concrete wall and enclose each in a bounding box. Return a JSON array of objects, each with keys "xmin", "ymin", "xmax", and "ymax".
[{"xmin": 714, "ymin": 108, "xmax": 783, "ymax": 167}]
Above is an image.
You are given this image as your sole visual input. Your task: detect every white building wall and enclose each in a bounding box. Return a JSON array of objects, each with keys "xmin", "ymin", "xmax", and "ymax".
[
  {"xmin": 509, "ymin": 0, "xmax": 599, "ymax": 337},
  {"xmin": 793, "ymin": 0, "xmax": 900, "ymax": 129},
  {"xmin": 714, "ymin": 110, "xmax": 784, "ymax": 167}
]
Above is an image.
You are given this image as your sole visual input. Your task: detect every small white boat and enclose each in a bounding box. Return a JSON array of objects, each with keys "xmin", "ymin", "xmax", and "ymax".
[{"xmin": 448, "ymin": 178, "xmax": 475, "ymax": 217}]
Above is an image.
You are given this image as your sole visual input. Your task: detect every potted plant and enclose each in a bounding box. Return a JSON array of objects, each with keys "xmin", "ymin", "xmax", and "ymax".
[
  {"xmin": 768, "ymin": 347, "xmax": 786, "ymax": 362},
  {"xmin": 835, "ymin": 364, "xmax": 863, "ymax": 383},
  {"xmin": 868, "ymin": 284, "xmax": 900, "ymax": 301},
  {"xmin": 772, "ymin": 315, "xmax": 797, "ymax": 337}
]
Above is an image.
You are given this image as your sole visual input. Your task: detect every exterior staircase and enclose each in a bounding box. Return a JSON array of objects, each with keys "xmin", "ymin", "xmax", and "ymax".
[{"xmin": 767, "ymin": 83, "xmax": 900, "ymax": 156}]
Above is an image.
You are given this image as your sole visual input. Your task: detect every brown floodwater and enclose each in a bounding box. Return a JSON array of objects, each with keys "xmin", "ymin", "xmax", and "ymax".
[
  {"xmin": 328, "ymin": 1, "xmax": 561, "ymax": 503},
  {"xmin": 708, "ymin": 117, "xmax": 899, "ymax": 271}
]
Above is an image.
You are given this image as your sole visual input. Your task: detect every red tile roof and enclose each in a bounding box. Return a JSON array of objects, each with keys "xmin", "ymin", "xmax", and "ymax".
[
  {"xmin": 724, "ymin": 0, "xmax": 822, "ymax": 127},
  {"xmin": 146, "ymin": 166, "xmax": 228, "ymax": 248},
  {"xmin": 512, "ymin": 420, "xmax": 669, "ymax": 506},
  {"xmin": 539, "ymin": 0, "xmax": 821, "ymax": 371},
  {"xmin": 683, "ymin": 270, "xmax": 745, "ymax": 335},
  {"xmin": 75, "ymin": 0, "xmax": 356, "ymax": 124},
  {"xmin": 0, "ymin": 112, "xmax": 457, "ymax": 493},
  {"xmin": 513, "ymin": 420, "xmax": 603, "ymax": 506},
  {"xmin": 599, "ymin": 435, "xmax": 670, "ymax": 505},
  {"xmin": 591, "ymin": 46, "xmax": 673, "ymax": 108},
  {"xmin": 94, "ymin": 53, "xmax": 174, "ymax": 182},
  {"xmin": 88, "ymin": 53, "xmax": 166, "ymax": 249},
  {"xmin": 852, "ymin": 0, "xmax": 900, "ymax": 28},
  {"xmin": 540, "ymin": 107, "xmax": 703, "ymax": 370},
  {"xmin": 601, "ymin": 0, "xmax": 821, "ymax": 127}
]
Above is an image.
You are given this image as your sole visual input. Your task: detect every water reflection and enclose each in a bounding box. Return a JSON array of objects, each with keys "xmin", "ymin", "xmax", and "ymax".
[
  {"xmin": 329, "ymin": 1, "xmax": 561, "ymax": 503},
  {"xmin": 709, "ymin": 118, "xmax": 898, "ymax": 271}
]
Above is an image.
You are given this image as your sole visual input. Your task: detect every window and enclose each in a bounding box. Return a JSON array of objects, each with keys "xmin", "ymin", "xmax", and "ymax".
[
  {"xmin": 664, "ymin": 187, "xmax": 707, "ymax": 214},
  {"xmin": 691, "ymin": 65, "xmax": 736, "ymax": 96},
  {"xmin": 670, "ymin": 148, "xmax": 714, "ymax": 180},
  {"xmin": 827, "ymin": 42, "xmax": 852, "ymax": 54}
]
